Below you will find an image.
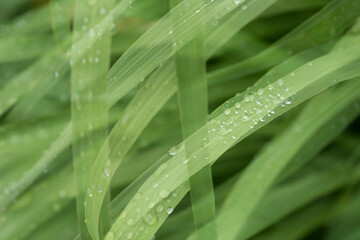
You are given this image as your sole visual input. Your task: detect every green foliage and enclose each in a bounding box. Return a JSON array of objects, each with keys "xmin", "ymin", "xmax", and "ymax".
[{"xmin": 0, "ymin": 0, "xmax": 359, "ymax": 240}]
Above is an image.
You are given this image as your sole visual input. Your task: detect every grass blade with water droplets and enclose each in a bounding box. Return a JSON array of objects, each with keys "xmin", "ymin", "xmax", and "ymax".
[
  {"xmin": 171, "ymin": 0, "xmax": 217, "ymax": 239},
  {"xmin": 71, "ymin": 0, "xmax": 114, "ymax": 238}
]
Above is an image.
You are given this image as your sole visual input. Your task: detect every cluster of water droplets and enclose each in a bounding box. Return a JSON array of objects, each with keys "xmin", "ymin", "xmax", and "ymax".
[
  {"xmin": 201, "ymin": 79, "xmax": 294, "ymax": 149},
  {"xmin": 168, "ymin": 144, "xmax": 191, "ymax": 165},
  {"xmin": 86, "ymin": 164, "xmax": 111, "ymax": 200},
  {"xmin": 105, "ymin": 160, "xmax": 181, "ymax": 239},
  {"xmin": 67, "ymin": 3, "xmax": 116, "ymax": 66}
]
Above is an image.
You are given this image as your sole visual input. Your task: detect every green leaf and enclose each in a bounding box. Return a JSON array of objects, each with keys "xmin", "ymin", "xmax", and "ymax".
[
  {"xmin": 214, "ymin": 79, "xmax": 360, "ymax": 240},
  {"xmin": 171, "ymin": 0, "xmax": 217, "ymax": 239},
  {"xmin": 70, "ymin": 0, "xmax": 114, "ymax": 238}
]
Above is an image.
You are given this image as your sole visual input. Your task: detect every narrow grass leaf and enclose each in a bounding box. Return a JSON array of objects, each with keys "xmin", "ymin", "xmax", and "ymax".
[
  {"xmin": 214, "ymin": 79, "xmax": 360, "ymax": 240},
  {"xmin": 70, "ymin": 0, "xmax": 113, "ymax": 238},
  {"xmin": 171, "ymin": 0, "xmax": 216, "ymax": 239}
]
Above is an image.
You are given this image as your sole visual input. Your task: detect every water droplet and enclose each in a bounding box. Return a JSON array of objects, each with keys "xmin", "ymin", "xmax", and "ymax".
[
  {"xmin": 241, "ymin": 112, "xmax": 250, "ymax": 122},
  {"xmin": 166, "ymin": 207, "xmax": 174, "ymax": 215},
  {"xmin": 159, "ymin": 189, "xmax": 170, "ymax": 198},
  {"xmin": 212, "ymin": 18, "xmax": 218, "ymax": 26},
  {"xmin": 143, "ymin": 214, "xmax": 158, "ymax": 226},
  {"xmin": 224, "ymin": 108, "xmax": 231, "ymax": 115},
  {"xmin": 257, "ymin": 89, "xmax": 264, "ymax": 95},
  {"xmin": 168, "ymin": 146, "xmax": 177, "ymax": 156},
  {"xmin": 156, "ymin": 204, "xmax": 164, "ymax": 213},
  {"xmin": 244, "ymin": 95, "xmax": 254, "ymax": 103},
  {"xmin": 290, "ymin": 72, "xmax": 295, "ymax": 77},
  {"xmin": 103, "ymin": 168, "xmax": 110, "ymax": 178}
]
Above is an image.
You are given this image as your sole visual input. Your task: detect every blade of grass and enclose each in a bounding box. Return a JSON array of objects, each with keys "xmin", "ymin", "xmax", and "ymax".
[
  {"xmin": 84, "ymin": 59, "xmax": 178, "ymax": 240},
  {"xmin": 236, "ymin": 159, "xmax": 360, "ymax": 240},
  {"xmin": 171, "ymin": 0, "xmax": 216, "ymax": 239},
  {"xmin": 213, "ymin": 79, "xmax": 360, "ymax": 240},
  {"xmin": 70, "ymin": 0, "xmax": 114, "ymax": 238}
]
